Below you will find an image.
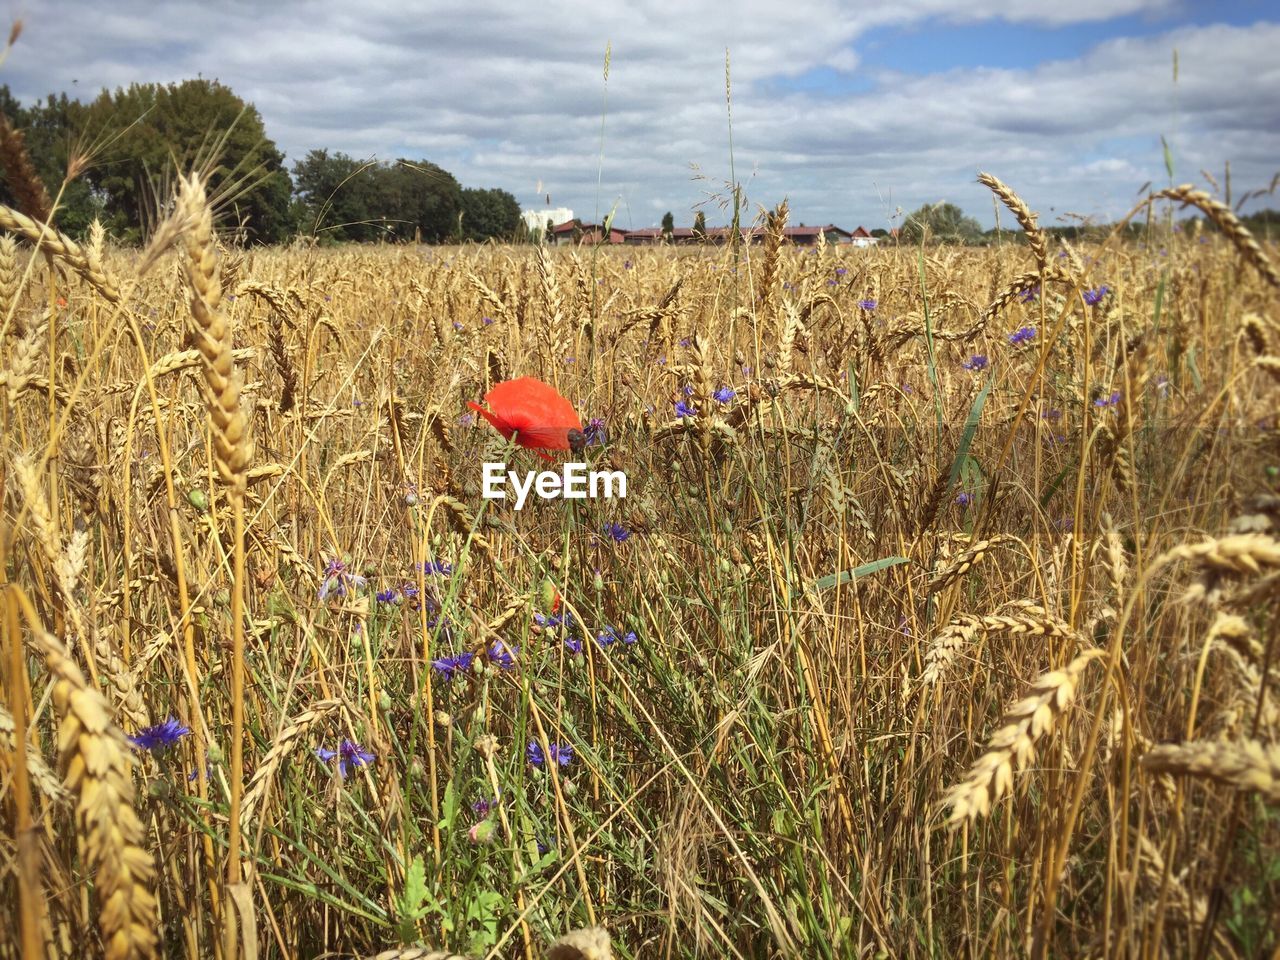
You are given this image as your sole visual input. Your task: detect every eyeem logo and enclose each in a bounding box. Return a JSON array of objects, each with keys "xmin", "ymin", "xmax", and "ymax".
[{"xmin": 482, "ymin": 462, "xmax": 626, "ymax": 510}]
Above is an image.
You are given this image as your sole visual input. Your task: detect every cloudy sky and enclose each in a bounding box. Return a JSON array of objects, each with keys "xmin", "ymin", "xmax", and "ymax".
[{"xmin": 5, "ymin": 0, "xmax": 1279, "ymax": 230}]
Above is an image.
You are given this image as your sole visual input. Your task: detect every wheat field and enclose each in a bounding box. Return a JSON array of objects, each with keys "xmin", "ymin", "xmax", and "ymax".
[{"xmin": 1, "ymin": 174, "xmax": 1278, "ymax": 959}]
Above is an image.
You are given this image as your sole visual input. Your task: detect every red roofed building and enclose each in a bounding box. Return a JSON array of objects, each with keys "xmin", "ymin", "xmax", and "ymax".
[{"xmin": 550, "ymin": 220, "xmax": 627, "ymax": 246}]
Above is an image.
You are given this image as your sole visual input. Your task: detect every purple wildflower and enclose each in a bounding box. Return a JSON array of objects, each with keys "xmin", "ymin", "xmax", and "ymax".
[
  {"xmin": 584, "ymin": 417, "xmax": 607, "ymax": 446},
  {"xmin": 713, "ymin": 385, "xmax": 736, "ymax": 403},
  {"xmin": 564, "ymin": 636, "xmax": 583, "ymax": 655},
  {"xmin": 129, "ymin": 717, "xmax": 190, "ymax": 752},
  {"xmin": 955, "ymin": 492, "xmax": 974, "ymax": 508},
  {"xmin": 1018, "ymin": 285, "xmax": 1040, "ymax": 303},
  {"xmin": 488, "ymin": 641, "xmax": 517, "ymax": 671},
  {"xmin": 318, "ymin": 558, "xmax": 366, "ymax": 601},
  {"xmin": 1083, "ymin": 286, "xmax": 1109, "ymax": 306},
  {"xmin": 962, "ymin": 354, "xmax": 988, "ymax": 372},
  {"xmin": 1093, "ymin": 390, "xmax": 1122, "ymax": 409},
  {"xmin": 857, "ymin": 298, "xmax": 877, "ymax": 310},
  {"xmin": 528, "ymin": 741, "xmax": 573, "ymax": 768},
  {"xmin": 316, "ymin": 739, "xmax": 376, "ymax": 778},
  {"xmin": 453, "ymin": 321, "xmax": 465, "ymax": 331},
  {"xmin": 482, "ymin": 315, "xmax": 494, "ymax": 325},
  {"xmin": 603, "ymin": 522, "xmax": 630, "ymax": 544},
  {"xmin": 472, "ymin": 796, "xmax": 499, "ymax": 817},
  {"xmin": 459, "ymin": 412, "xmax": 475, "ymax": 426},
  {"xmin": 431, "ymin": 651, "xmax": 475, "ymax": 681},
  {"xmin": 375, "ymin": 588, "xmax": 399, "ymax": 604},
  {"xmin": 418, "ymin": 559, "xmax": 454, "ymax": 576},
  {"xmin": 674, "ymin": 399, "xmax": 697, "ymax": 419},
  {"xmin": 1008, "ymin": 325, "xmax": 1036, "ymax": 345},
  {"xmin": 835, "ymin": 267, "xmax": 847, "ymax": 277}
]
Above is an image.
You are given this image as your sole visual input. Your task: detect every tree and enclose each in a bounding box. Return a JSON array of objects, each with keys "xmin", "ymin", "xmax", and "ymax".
[
  {"xmin": 870, "ymin": 228, "xmax": 889, "ymax": 238},
  {"xmin": 900, "ymin": 202, "xmax": 983, "ymax": 245},
  {"xmin": 83, "ymin": 78, "xmax": 292, "ymax": 243},
  {"xmin": 292, "ymin": 155, "xmax": 462, "ymax": 243},
  {"xmin": 291, "ymin": 149, "xmax": 378, "ymax": 242},
  {"xmin": 692, "ymin": 209, "xmax": 707, "ymax": 240},
  {"xmin": 0, "ymin": 86, "xmax": 103, "ymax": 236},
  {"xmin": 374, "ymin": 160, "xmax": 461, "ymax": 243},
  {"xmin": 460, "ymin": 186, "xmax": 521, "ymax": 242},
  {"xmin": 661, "ymin": 210, "xmax": 674, "ymax": 240}
]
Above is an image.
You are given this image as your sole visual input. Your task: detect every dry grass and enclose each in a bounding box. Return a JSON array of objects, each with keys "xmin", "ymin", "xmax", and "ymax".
[{"xmin": 1, "ymin": 172, "xmax": 1278, "ymax": 959}]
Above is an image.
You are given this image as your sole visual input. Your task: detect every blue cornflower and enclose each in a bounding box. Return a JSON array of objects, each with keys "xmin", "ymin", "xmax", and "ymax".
[
  {"xmin": 488, "ymin": 641, "xmax": 517, "ymax": 670},
  {"xmin": 679, "ymin": 338, "xmax": 691, "ymax": 347},
  {"xmin": 835, "ymin": 267, "xmax": 847, "ymax": 277},
  {"xmin": 1017, "ymin": 285, "xmax": 1040, "ymax": 303},
  {"xmin": 129, "ymin": 717, "xmax": 190, "ymax": 752},
  {"xmin": 418, "ymin": 559, "xmax": 453, "ymax": 576},
  {"xmin": 472, "ymin": 796, "xmax": 499, "ymax": 816},
  {"xmin": 527, "ymin": 741, "xmax": 573, "ymax": 768},
  {"xmin": 713, "ymin": 385, "xmax": 736, "ymax": 403},
  {"xmin": 318, "ymin": 558, "xmax": 367, "ymax": 601},
  {"xmin": 316, "ymin": 739, "xmax": 376, "ymax": 778},
  {"xmin": 482, "ymin": 315, "xmax": 494, "ymax": 325},
  {"xmin": 962, "ymin": 354, "xmax": 989, "ymax": 372},
  {"xmin": 1083, "ymin": 286, "xmax": 1109, "ymax": 306},
  {"xmin": 1042, "ymin": 408, "xmax": 1062, "ymax": 421},
  {"xmin": 674, "ymin": 400, "xmax": 697, "ymax": 419},
  {"xmin": 375, "ymin": 588, "xmax": 399, "ymax": 604},
  {"xmin": 857, "ymin": 298, "xmax": 877, "ymax": 310},
  {"xmin": 1093, "ymin": 390, "xmax": 1122, "ymax": 409},
  {"xmin": 584, "ymin": 417, "xmax": 607, "ymax": 446},
  {"xmin": 955, "ymin": 492, "xmax": 974, "ymax": 508},
  {"xmin": 564, "ymin": 636, "xmax": 583, "ymax": 655},
  {"xmin": 624, "ymin": 260, "xmax": 632, "ymax": 269},
  {"xmin": 596, "ymin": 626, "xmax": 620, "ymax": 648},
  {"xmin": 1008, "ymin": 325, "xmax": 1036, "ymax": 345},
  {"xmin": 453, "ymin": 321, "xmax": 465, "ymax": 331},
  {"xmin": 431, "ymin": 651, "xmax": 475, "ymax": 681},
  {"xmin": 459, "ymin": 412, "xmax": 475, "ymax": 426},
  {"xmin": 603, "ymin": 522, "xmax": 630, "ymax": 544}
]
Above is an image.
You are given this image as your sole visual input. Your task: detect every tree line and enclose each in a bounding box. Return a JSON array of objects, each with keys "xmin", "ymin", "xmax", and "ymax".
[{"xmin": 0, "ymin": 78, "xmax": 522, "ymax": 244}]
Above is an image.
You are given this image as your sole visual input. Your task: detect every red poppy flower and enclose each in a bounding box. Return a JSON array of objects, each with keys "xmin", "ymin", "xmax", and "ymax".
[{"xmin": 468, "ymin": 377, "xmax": 584, "ymax": 461}]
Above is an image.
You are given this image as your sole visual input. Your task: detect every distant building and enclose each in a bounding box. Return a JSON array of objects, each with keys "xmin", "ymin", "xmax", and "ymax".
[
  {"xmin": 623, "ymin": 223, "xmax": 876, "ymax": 246},
  {"xmin": 849, "ymin": 226, "xmax": 877, "ymax": 248},
  {"xmin": 520, "ymin": 207, "xmax": 575, "ymax": 239},
  {"xmin": 549, "ymin": 220, "xmax": 627, "ymax": 246}
]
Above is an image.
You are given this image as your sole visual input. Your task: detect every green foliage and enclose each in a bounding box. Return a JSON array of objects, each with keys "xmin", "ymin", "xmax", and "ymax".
[
  {"xmin": 81, "ymin": 78, "xmax": 291, "ymax": 243},
  {"xmin": 661, "ymin": 210, "xmax": 674, "ymax": 237},
  {"xmin": 901, "ymin": 201, "xmax": 983, "ymax": 245},
  {"xmin": 692, "ymin": 209, "xmax": 707, "ymax": 238},
  {"xmin": 460, "ymin": 186, "xmax": 521, "ymax": 242},
  {"xmin": 292, "ymin": 152, "xmax": 461, "ymax": 243},
  {"xmin": 0, "ymin": 85, "xmax": 103, "ymax": 235}
]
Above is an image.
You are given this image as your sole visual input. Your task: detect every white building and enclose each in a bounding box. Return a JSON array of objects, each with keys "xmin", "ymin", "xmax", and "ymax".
[{"xmin": 520, "ymin": 207, "xmax": 575, "ymax": 239}]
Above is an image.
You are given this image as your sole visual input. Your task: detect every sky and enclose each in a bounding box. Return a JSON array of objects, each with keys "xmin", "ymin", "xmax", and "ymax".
[{"xmin": 4, "ymin": 0, "xmax": 1279, "ymax": 231}]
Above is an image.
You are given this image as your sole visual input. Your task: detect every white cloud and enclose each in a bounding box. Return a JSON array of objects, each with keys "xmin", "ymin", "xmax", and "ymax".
[{"xmin": 5, "ymin": 1, "xmax": 1277, "ymax": 228}]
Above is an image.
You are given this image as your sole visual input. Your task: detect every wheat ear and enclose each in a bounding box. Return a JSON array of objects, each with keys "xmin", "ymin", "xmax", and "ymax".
[
  {"xmin": 942, "ymin": 649, "xmax": 1104, "ymax": 827},
  {"xmin": 0, "ymin": 204, "xmax": 122, "ymax": 303},
  {"xmin": 1141, "ymin": 740, "xmax": 1280, "ymax": 801},
  {"xmin": 16, "ymin": 592, "xmax": 159, "ymax": 959},
  {"xmin": 1153, "ymin": 185, "xmax": 1280, "ymax": 288},
  {"xmin": 977, "ymin": 172, "xmax": 1049, "ymax": 268}
]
